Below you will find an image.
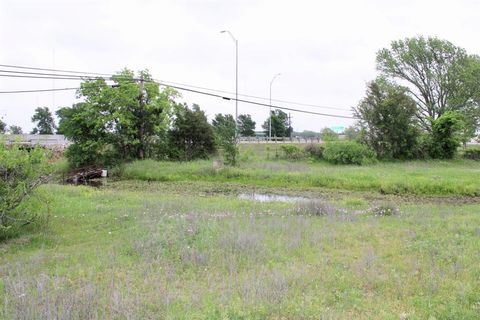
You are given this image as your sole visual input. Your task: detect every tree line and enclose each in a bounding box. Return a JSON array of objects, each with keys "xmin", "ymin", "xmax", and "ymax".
[
  {"xmin": 1, "ymin": 69, "xmax": 296, "ymax": 167},
  {"xmin": 3, "ymin": 35, "xmax": 479, "ymax": 165}
]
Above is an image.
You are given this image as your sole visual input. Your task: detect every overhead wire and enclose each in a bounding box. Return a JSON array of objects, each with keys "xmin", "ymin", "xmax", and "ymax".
[
  {"xmin": 0, "ymin": 63, "xmax": 354, "ymax": 112},
  {"xmin": 153, "ymin": 81, "xmax": 357, "ymax": 119},
  {"xmin": 0, "ymin": 87, "xmax": 79, "ymax": 94},
  {"xmin": 156, "ymin": 79, "xmax": 352, "ymax": 112},
  {"xmin": 0, "ymin": 63, "xmax": 112, "ymax": 77},
  {"xmin": 0, "ymin": 65, "xmax": 357, "ymax": 119},
  {"xmin": 0, "ymin": 69, "xmax": 139, "ymax": 81}
]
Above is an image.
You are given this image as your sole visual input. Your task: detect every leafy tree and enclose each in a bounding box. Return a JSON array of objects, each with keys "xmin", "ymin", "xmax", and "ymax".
[
  {"xmin": 168, "ymin": 104, "xmax": 216, "ymax": 161},
  {"xmin": 344, "ymin": 125, "xmax": 361, "ymax": 141},
  {"xmin": 376, "ymin": 36, "xmax": 480, "ymax": 133},
  {"xmin": 262, "ymin": 109, "xmax": 292, "ymax": 138},
  {"xmin": 0, "ymin": 118, "xmax": 7, "ymax": 133},
  {"xmin": 0, "ymin": 144, "xmax": 51, "ymax": 240},
  {"xmin": 320, "ymin": 128, "xmax": 338, "ymax": 141},
  {"xmin": 57, "ymin": 102, "xmax": 117, "ymax": 167},
  {"xmin": 429, "ymin": 111, "xmax": 465, "ymax": 159},
  {"xmin": 57, "ymin": 69, "xmax": 178, "ymax": 167},
  {"xmin": 212, "ymin": 113, "xmax": 238, "ymax": 165},
  {"xmin": 8, "ymin": 125, "xmax": 23, "ymax": 134},
  {"xmin": 355, "ymin": 79, "xmax": 419, "ymax": 159},
  {"xmin": 31, "ymin": 107, "xmax": 56, "ymax": 134},
  {"xmin": 237, "ymin": 114, "xmax": 256, "ymax": 137}
]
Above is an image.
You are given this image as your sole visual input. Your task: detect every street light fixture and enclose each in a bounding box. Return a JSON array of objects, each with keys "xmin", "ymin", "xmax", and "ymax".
[
  {"xmin": 269, "ymin": 73, "xmax": 282, "ymax": 141},
  {"xmin": 220, "ymin": 30, "xmax": 239, "ymax": 138}
]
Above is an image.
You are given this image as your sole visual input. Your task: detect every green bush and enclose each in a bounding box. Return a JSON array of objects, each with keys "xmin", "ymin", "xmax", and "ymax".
[
  {"xmin": 64, "ymin": 141, "xmax": 119, "ymax": 168},
  {"xmin": 429, "ymin": 111, "xmax": 464, "ymax": 159},
  {"xmin": 304, "ymin": 143, "xmax": 324, "ymax": 159},
  {"xmin": 280, "ymin": 145, "xmax": 304, "ymax": 160},
  {"xmin": 323, "ymin": 141, "xmax": 376, "ymax": 165},
  {"xmin": 0, "ymin": 144, "xmax": 52, "ymax": 240},
  {"xmin": 464, "ymin": 148, "xmax": 480, "ymax": 160}
]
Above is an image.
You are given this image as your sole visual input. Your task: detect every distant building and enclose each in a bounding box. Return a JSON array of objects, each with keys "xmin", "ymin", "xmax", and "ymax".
[{"xmin": 0, "ymin": 134, "xmax": 69, "ymax": 148}]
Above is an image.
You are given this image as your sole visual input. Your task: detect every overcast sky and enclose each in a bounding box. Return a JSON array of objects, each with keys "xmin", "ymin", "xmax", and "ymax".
[{"xmin": 1, "ymin": 0, "xmax": 480, "ymax": 133}]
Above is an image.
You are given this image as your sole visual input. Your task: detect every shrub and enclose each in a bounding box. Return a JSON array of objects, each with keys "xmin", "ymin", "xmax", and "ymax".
[
  {"xmin": 464, "ymin": 148, "xmax": 480, "ymax": 160},
  {"xmin": 304, "ymin": 143, "xmax": 324, "ymax": 160},
  {"xmin": 413, "ymin": 133, "xmax": 432, "ymax": 159},
  {"xmin": 323, "ymin": 141, "xmax": 376, "ymax": 165},
  {"xmin": 0, "ymin": 144, "xmax": 52, "ymax": 240},
  {"xmin": 64, "ymin": 141, "xmax": 119, "ymax": 168},
  {"xmin": 429, "ymin": 111, "xmax": 464, "ymax": 159},
  {"xmin": 280, "ymin": 145, "xmax": 304, "ymax": 160},
  {"xmin": 212, "ymin": 114, "xmax": 238, "ymax": 165}
]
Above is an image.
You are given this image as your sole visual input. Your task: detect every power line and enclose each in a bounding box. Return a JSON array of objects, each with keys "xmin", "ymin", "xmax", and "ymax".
[
  {"xmin": 0, "ymin": 69, "xmax": 140, "ymax": 82},
  {"xmin": 0, "ymin": 74, "xmax": 99, "ymax": 81},
  {"xmin": 157, "ymin": 79, "xmax": 352, "ymax": 112},
  {"xmin": 1, "ymin": 63, "xmax": 354, "ymax": 112},
  {"xmin": 0, "ymin": 69, "xmax": 103, "ymax": 79},
  {"xmin": 0, "ymin": 66, "xmax": 357, "ymax": 119},
  {"xmin": 154, "ymin": 81, "xmax": 357, "ymax": 119},
  {"xmin": 0, "ymin": 63, "xmax": 112, "ymax": 77},
  {"xmin": 0, "ymin": 87, "xmax": 79, "ymax": 94}
]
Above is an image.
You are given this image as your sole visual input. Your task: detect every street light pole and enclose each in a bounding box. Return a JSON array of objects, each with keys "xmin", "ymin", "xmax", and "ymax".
[
  {"xmin": 221, "ymin": 30, "xmax": 238, "ymax": 139},
  {"xmin": 269, "ymin": 73, "xmax": 282, "ymax": 141}
]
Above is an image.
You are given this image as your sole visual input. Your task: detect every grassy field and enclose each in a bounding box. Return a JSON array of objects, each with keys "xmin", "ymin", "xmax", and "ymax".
[
  {"xmin": 1, "ymin": 181, "xmax": 480, "ymax": 319},
  {"xmin": 1, "ymin": 144, "xmax": 480, "ymax": 319},
  {"xmin": 122, "ymin": 157, "xmax": 480, "ymax": 197}
]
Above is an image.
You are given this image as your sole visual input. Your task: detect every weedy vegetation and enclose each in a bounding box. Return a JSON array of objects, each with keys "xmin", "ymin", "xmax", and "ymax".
[{"xmin": 1, "ymin": 143, "xmax": 480, "ymax": 319}]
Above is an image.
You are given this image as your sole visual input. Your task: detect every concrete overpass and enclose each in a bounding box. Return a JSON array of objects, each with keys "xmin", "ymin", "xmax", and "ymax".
[{"xmin": 0, "ymin": 134, "xmax": 69, "ymax": 148}]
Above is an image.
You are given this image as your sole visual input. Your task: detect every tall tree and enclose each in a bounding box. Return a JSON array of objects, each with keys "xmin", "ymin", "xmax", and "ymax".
[
  {"xmin": 57, "ymin": 69, "xmax": 178, "ymax": 167},
  {"xmin": 212, "ymin": 113, "xmax": 238, "ymax": 165},
  {"xmin": 31, "ymin": 107, "xmax": 56, "ymax": 134},
  {"xmin": 376, "ymin": 36, "xmax": 480, "ymax": 133},
  {"xmin": 168, "ymin": 104, "xmax": 216, "ymax": 161},
  {"xmin": 237, "ymin": 114, "xmax": 256, "ymax": 137},
  {"xmin": 262, "ymin": 109, "xmax": 292, "ymax": 138},
  {"xmin": 8, "ymin": 125, "xmax": 23, "ymax": 134},
  {"xmin": 355, "ymin": 79, "xmax": 419, "ymax": 159}
]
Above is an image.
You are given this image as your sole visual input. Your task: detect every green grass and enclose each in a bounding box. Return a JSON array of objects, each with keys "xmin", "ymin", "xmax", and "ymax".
[
  {"xmin": 1, "ymin": 182, "xmax": 480, "ymax": 319},
  {"xmin": 122, "ymin": 157, "xmax": 480, "ymax": 197},
  {"xmin": 2, "ymin": 146, "xmax": 480, "ymax": 318}
]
